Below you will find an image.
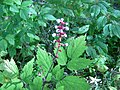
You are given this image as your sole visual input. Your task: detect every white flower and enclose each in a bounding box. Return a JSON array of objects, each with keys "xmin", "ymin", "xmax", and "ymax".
[
  {"xmin": 64, "ymin": 34, "xmax": 67, "ymax": 37},
  {"xmin": 52, "ymin": 33, "xmax": 56, "ymax": 37},
  {"xmin": 89, "ymin": 76, "xmax": 101, "ymax": 85},
  {"xmin": 56, "ymin": 19, "xmax": 61, "ymax": 23},
  {"xmin": 65, "ymin": 43, "xmax": 68, "ymax": 46},
  {"xmin": 65, "ymin": 26, "xmax": 69, "ymax": 30},
  {"xmin": 66, "ymin": 23, "xmax": 68, "ymax": 25},
  {"xmin": 61, "ymin": 18, "xmax": 64, "ymax": 21},
  {"xmin": 55, "ymin": 25, "xmax": 58, "ymax": 29}
]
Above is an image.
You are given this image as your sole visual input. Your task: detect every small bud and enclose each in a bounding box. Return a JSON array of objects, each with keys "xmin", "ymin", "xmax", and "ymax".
[
  {"xmin": 52, "ymin": 33, "xmax": 56, "ymax": 37},
  {"xmin": 61, "ymin": 18, "xmax": 64, "ymax": 21},
  {"xmin": 65, "ymin": 26, "xmax": 69, "ymax": 30}
]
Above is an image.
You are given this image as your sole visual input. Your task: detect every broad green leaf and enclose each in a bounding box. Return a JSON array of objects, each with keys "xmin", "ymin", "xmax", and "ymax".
[
  {"xmin": 27, "ymin": 33, "xmax": 40, "ymax": 40},
  {"xmin": 38, "ymin": 20, "xmax": 47, "ymax": 27},
  {"xmin": 103, "ymin": 24, "xmax": 110, "ymax": 37},
  {"xmin": 10, "ymin": 5, "xmax": 19, "ymax": 13},
  {"xmin": 95, "ymin": 41, "xmax": 108, "ymax": 54},
  {"xmin": 30, "ymin": 76, "xmax": 42, "ymax": 90},
  {"xmin": 36, "ymin": 48, "xmax": 52, "ymax": 76},
  {"xmin": 3, "ymin": 0, "xmax": 14, "ymax": 5},
  {"xmin": 0, "ymin": 39, "xmax": 8, "ymax": 51},
  {"xmin": 3, "ymin": 58, "xmax": 19, "ymax": 78},
  {"xmin": 14, "ymin": 0, "xmax": 21, "ymax": 5},
  {"xmin": 97, "ymin": 16, "xmax": 107, "ymax": 29},
  {"xmin": 112, "ymin": 24, "xmax": 120, "ymax": 39},
  {"xmin": 67, "ymin": 36, "xmax": 86, "ymax": 59},
  {"xmin": 20, "ymin": 59, "xmax": 34, "ymax": 83},
  {"xmin": 108, "ymin": 86, "xmax": 117, "ymax": 90},
  {"xmin": 44, "ymin": 14, "xmax": 56, "ymax": 21},
  {"xmin": 90, "ymin": 5, "xmax": 100, "ymax": 17},
  {"xmin": 63, "ymin": 8, "xmax": 75, "ymax": 17},
  {"xmin": 0, "ymin": 71, "xmax": 5, "ymax": 84},
  {"xmin": 20, "ymin": 8, "xmax": 29, "ymax": 20},
  {"xmin": 86, "ymin": 46, "xmax": 97, "ymax": 58},
  {"xmin": 8, "ymin": 46, "xmax": 16, "ymax": 57},
  {"xmin": 54, "ymin": 47, "xmax": 67, "ymax": 65},
  {"xmin": 0, "ymin": 78, "xmax": 23, "ymax": 90},
  {"xmin": 5, "ymin": 34, "xmax": 15, "ymax": 45},
  {"xmin": 21, "ymin": 1, "xmax": 33, "ymax": 8},
  {"xmin": 57, "ymin": 76, "xmax": 90, "ymax": 90},
  {"xmin": 56, "ymin": 86, "xmax": 64, "ymax": 90},
  {"xmin": 67, "ymin": 58, "xmax": 93, "ymax": 70},
  {"xmin": 72, "ymin": 25, "xmax": 89, "ymax": 34},
  {"xmin": 98, "ymin": 3, "xmax": 107, "ymax": 15}
]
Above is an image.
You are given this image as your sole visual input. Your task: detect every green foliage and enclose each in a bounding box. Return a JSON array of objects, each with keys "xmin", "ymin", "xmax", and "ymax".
[{"xmin": 0, "ymin": 0, "xmax": 120, "ymax": 90}]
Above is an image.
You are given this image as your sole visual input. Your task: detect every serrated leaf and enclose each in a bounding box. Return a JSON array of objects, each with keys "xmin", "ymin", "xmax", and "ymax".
[
  {"xmin": 36, "ymin": 48, "xmax": 52, "ymax": 76},
  {"xmin": 72, "ymin": 25, "xmax": 89, "ymax": 34},
  {"xmin": 20, "ymin": 59, "xmax": 34, "ymax": 83},
  {"xmin": 54, "ymin": 47, "xmax": 67, "ymax": 65},
  {"xmin": 30, "ymin": 76, "xmax": 42, "ymax": 90},
  {"xmin": 57, "ymin": 76, "xmax": 90, "ymax": 90},
  {"xmin": 3, "ymin": 59, "xmax": 19, "ymax": 78},
  {"xmin": 5, "ymin": 34, "xmax": 15, "ymax": 45},
  {"xmin": 67, "ymin": 36, "xmax": 86, "ymax": 59},
  {"xmin": 0, "ymin": 78, "xmax": 23, "ymax": 90},
  {"xmin": 67, "ymin": 58, "xmax": 93, "ymax": 70}
]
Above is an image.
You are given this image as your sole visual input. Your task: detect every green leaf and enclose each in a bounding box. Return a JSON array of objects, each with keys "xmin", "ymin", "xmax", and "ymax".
[
  {"xmin": 0, "ymin": 39, "xmax": 8, "ymax": 51},
  {"xmin": 63, "ymin": 8, "xmax": 75, "ymax": 17},
  {"xmin": 57, "ymin": 76, "xmax": 90, "ymax": 90},
  {"xmin": 56, "ymin": 86, "xmax": 64, "ymax": 90},
  {"xmin": 3, "ymin": 0, "xmax": 14, "ymax": 5},
  {"xmin": 54, "ymin": 47, "xmax": 67, "ymax": 65},
  {"xmin": 72, "ymin": 25, "xmax": 89, "ymax": 34},
  {"xmin": 27, "ymin": 33, "xmax": 40, "ymax": 40},
  {"xmin": 86, "ymin": 46, "xmax": 97, "ymax": 58},
  {"xmin": 95, "ymin": 41, "xmax": 108, "ymax": 54},
  {"xmin": 20, "ymin": 59, "xmax": 34, "ymax": 83},
  {"xmin": 112, "ymin": 24, "xmax": 120, "ymax": 38},
  {"xmin": 5, "ymin": 34, "xmax": 15, "ymax": 45},
  {"xmin": 20, "ymin": 8, "xmax": 29, "ymax": 20},
  {"xmin": 67, "ymin": 58, "xmax": 93, "ymax": 70},
  {"xmin": 21, "ymin": 1, "xmax": 33, "ymax": 8},
  {"xmin": 0, "ymin": 78, "xmax": 23, "ymax": 90},
  {"xmin": 38, "ymin": 20, "xmax": 47, "ymax": 27},
  {"xmin": 36, "ymin": 48, "xmax": 52, "ymax": 76},
  {"xmin": 90, "ymin": 5, "xmax": 100, "ymax": 17},
  {"xmin": 98, "ymin": 3, "xmax": 107, "ymax": 15},
  {"xmin": 30, "ymin": 76, "xmax": 42, "ymax": 90},
  {"xmin": 44, "ymin": 14, "xmax": 56, "ymax": 21},
  {"xmin": 3, "ymin": 58, "xmax": 19, "ymax": 78},
  {"xmin": 10, "ymin": 5, "xmax": 19, "ymax": 13},
  {"xmin": 14, "ymin": 0, "xmax": 21, "ymax": 5},
  {"xmin": 97, "ymin": 16, "xmax": 107, "ymax": 29},
  {"xmin": 67, "ymin": 36, "xmax": 86, "ymax": 59}
]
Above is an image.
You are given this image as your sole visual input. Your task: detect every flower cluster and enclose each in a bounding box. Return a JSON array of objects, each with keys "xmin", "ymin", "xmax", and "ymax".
[{"xmin": 52, "ymin": 18, "xmax": 69, "ymax": 58}]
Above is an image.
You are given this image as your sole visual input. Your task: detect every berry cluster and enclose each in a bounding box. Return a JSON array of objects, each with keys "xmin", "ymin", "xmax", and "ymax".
[{"xmin": 52, "ymin": 18, "xmax": 69, "ymax": 58}]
